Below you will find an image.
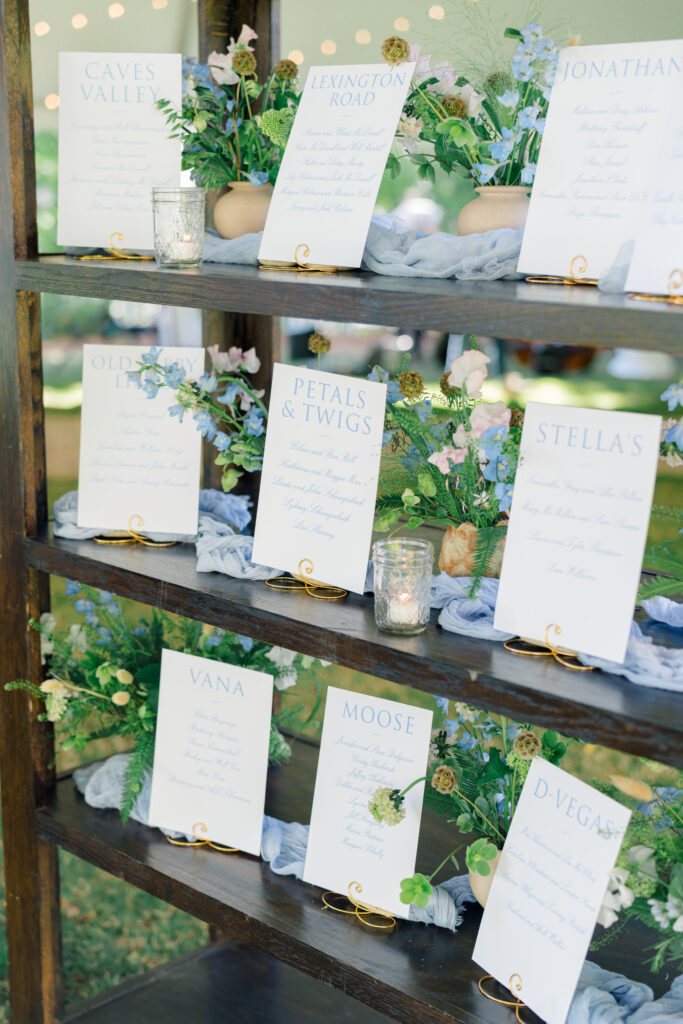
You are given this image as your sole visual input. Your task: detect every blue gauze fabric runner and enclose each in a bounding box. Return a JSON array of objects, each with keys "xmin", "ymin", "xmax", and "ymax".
[{"xmin": 73, "ymin": 756, "xmax": 683, "ymax": 1023}]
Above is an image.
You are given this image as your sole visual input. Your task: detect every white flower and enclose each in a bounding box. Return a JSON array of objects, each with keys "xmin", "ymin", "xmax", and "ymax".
[
  {"xmin": 456, "ymin": 83, "xmax": 485, "ymax": 116},
  {"xmin": 598, "ymin": 867, "xmax": 634, "ymax": 928},
  {"xmin": 207, "ymin": 344, "xmax": 261, "ymax": 375},
  {"xmin": 227, "ymin": 24, "xmax": 257, "ymax": 56},
  {"xmin": 39, "ymin": 611, "xmax": 56, "ymax": 665},
  {"xmin": 626, "ymin": 845, "xmax": 657, "ymax": 882},
  {"xmin": 240, "ymin": 347, "xmax": 261, "ymax": 374},
  {"xmin": 207, "ymin": 51, "xmax": 238, "ymax": 86},
  {"xmin": 448, "ymin": 350, "xmax": 490, "ymax": 397},
  {"xmin": 274, "ymin": 668, "xmax": 297, "ymax": 692},
  {"xmin": 40, "ymin": 678, "xmax": 71, "ymax": 698},
  {"xmin": 111, "ymin": 691, "xmax": 130, "ymax": 706},
  {"xmin": 397, "ymin": 114, "xmax": 424, "ymax": 154},
  {"xmin": 40, "ymin": 612, "xmax": 56, "ymax": 633},
  {"xmin": 431, "ymin": 60, "xmax": 457, "ymax": 95},
  {"xmin": 266, "ymin": 646, "xmax": 297, "ymax": 669},
  {"xmin": 40, "ymin": 634, "xmax": 54, "ymax": 665},
  {"xmin": 115, "ymin": 669, "xmax": 134, "ymax": 687},
  {"xmin": 453, "ymin": 701, "xmax": 478, "ymax": 722},
  {"xmin": 68, "ymin": 624, "xmax": 88, "ymax": 653},
  {"xmin": 238, "ymin": 387, "xmax": 265, "ymax": 412}
]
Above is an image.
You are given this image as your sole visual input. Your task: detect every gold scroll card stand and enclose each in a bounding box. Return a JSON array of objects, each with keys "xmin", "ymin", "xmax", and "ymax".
[
  {"xmin": 259, "ymin": 242, "xmax": 352, "ymax": 274},
  {"xmin": 322, "ymin": 881, "xmax": 396, "ymax": 930},
  {"xmin": 526, "ymin": 254, "xmax": 597, "ymax": 287},
  {"xmin": 504, "ymin": 623, "xmax": 594, "ymax": 672},
  {"xmin": 73, "ymin": 232, "xmax": 154, "ymax": 261},
  {"xmin": 93, "ymin": 514, "xmax": 177, "ymax": 548},
  {"xmin": 166, "ymin": 821, "xmax": 237, "ymax": 853},
  {"xmin": 266, "ymin": 558, "xmax": 347, "ymax": 602},
  {"xmin": 628, "ymin": 268, "xmax": 683, "ymax": 307},
  {"xmin": 479, "ymin": 973, "xmax": 534, "ymax": 1024}
]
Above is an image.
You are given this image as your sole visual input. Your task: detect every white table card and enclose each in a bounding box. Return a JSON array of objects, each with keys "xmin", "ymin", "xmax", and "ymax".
[
  {"xmin": 251, "ymin": 364, "xmax": 386, "ymax": 593},
  {"xmin": 303, "ymin": 687, "xmax": 432, "ymax": 917},
  {"xmin": 625, "ymin": 96, "xmax": 683, "ymax": 296},
  {"xmin": 518, "ymin": 40, "xmax": 682, "ymax": 279},
  {"xmin": 58, "ymin": 52, "xmax": 182, "ymax": 250},
  {"xmin": 77, "ymin": 344, "xmax": 202, "ymax": 535},
  {"xmin": 148, "ymin": 649, "xmax": 273, "ymax": 854},
  {"xmin": 493, "ymin": 402, "xmax": 661, "ymax": 663},
  {"xmin": 473, "ymin": 759, "xmax": 631, "ymax": 1024},
  {"xmin": 258, "ymin": 63, "xmax": 414, "ymax": 268}
]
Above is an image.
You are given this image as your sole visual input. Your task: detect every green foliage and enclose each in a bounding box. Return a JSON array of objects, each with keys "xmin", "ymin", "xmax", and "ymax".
[
  {"xmin": 399, "ymin": 872, "xmax": 432, "ymax": 907},
  {"xmin": 465, "ymin": 837, "xmax": 498, "ymax": 876},
  {"xmin": 639, "ymin": 538, "xmax": 683, "ymax": 602},
  {"xmin": 120, "ymin": 730, "xmax": 155, "ymax": 824}
]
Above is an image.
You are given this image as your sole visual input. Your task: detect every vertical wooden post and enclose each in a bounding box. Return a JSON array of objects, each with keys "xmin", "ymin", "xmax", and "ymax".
[{"xmin": 0, "ymin": 1, "xmax": 63, "ymax": 1020}]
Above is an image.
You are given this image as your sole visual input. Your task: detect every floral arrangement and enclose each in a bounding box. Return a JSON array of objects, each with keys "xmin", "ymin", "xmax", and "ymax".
[
  {"xmin": 384, "ymin": 23, "xmax": 558, "ymax": 188},
  {"xmin": 595, "ymin": 775, "xmax": 683, "ymax": 974},
  {"xmin": 158, "ymin": 25, "xmax": 300, "ymax": 189},
  {"xmin": 372, "ymin": 347, "xmax": 521, "ymax": 588},
  {"xmin": 130, "ymin": 344, "xmax": 267, "ymax": 493},
  {"xmin": 7, "ymin": 585, "xmax": 328, "ymax": 822},
  {"xmin": 368, "ymin": 698, "xmax": 571, "ymax": 906}
]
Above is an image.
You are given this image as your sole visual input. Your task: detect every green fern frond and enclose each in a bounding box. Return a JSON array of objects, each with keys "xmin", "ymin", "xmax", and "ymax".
[
  {"xmin": 120, "ymin": 731, "xmax": 155, "ymax": 824},
  {"xmin": 468, "ymin": 526, "xmax": 506, "ymax": 598}
]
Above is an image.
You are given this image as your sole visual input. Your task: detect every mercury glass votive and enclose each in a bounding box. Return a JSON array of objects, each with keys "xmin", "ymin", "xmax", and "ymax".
[
  {"xmin": 372, "ymin": 538, "xmax": 433, "ymax": 635},
  {"xmin": 151, "ymin": 187, "xmax": 205, "ymax": 268}
]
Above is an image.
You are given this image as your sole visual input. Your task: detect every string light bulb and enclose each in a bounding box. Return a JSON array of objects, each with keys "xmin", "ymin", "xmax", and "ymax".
[
  {"xmin": 429, "ymin": 5, "xmax": 445, "ymax": 19},
  {"xmin": 71, "ymin": 13, "xmax": 88, "ymax": 28},
  {"xmin": 394, "ymin": 17, "xmax": 409, "ymax": 31},
  {"xmin": 108, "ymin": 3, "xmax": 125, "ymax": 18},
  {"xmin": 321, "ymin": 39, "xmax": 337, "ymax": 55},
  {"xmin": 288, "ymin": 49, "xmax": 304, "ymax": 65},
  {"xmin": 44, "ymin": 94, "xmax": 60, "ymax": 110},
  {"xmin": 34, "ymin": 21, "xmax": 50, "ymax": 36},
  {"xmin": 355, "ymin": 29, "xmax": 371, "ymax": 44}
]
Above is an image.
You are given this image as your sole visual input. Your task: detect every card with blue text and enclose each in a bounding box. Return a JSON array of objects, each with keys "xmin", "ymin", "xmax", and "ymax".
[
  {"xmin": 148, "ymin": 649, "xmax": 273, "ymax": 854},
  {"xmin": 303, "ymin": 687, "xmax": 432, "ymax": 917},
  {"xmin": 77, "ymin": 344, "xmax": 202, "ymax": 536},
  {"xmin": 58, "ymin": 52, "xmax": 182, "ymax": 250},
  {"xmin": 473, "ymin": 759, "xmax": 631, "ymax": 1024},
  {"xmin": 259, "ymin": 62, "xmax": 414, "ymax": 268},
  {"xmin": 518, "ymin": 40, "xmax": 682, "ymax": 279},
  {"xmin": 493, "ymin": 402, "xmax": 660, "ymax": 662},
  {"xmin": 252, "ymin": 364, "xmax": 387, "ymax": 593}
]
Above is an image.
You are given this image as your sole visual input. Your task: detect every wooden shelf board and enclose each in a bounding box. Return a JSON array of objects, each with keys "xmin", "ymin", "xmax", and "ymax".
[
  {"xmin": 41, "ymin": 741, "xmax": 664, "ymax": 1024},
  {"xmin": 65, "ymin": 941, "xmax": 392, "ymax": 1024},
  {"xmin": 26, "ymin": 527, "xmax": 683, "ymax": 767},
  {"xmin": 15, "ymin": 256, "xmax": 683, "ymax": 352}
]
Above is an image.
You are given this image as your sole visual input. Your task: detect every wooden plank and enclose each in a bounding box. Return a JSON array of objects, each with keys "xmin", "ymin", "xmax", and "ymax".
[
  {"xmin": 65, "ymin": 942, "xmax": 391, "ymax": 1024},
  {"xmin": 39, "ymin": 742, "xmax": 666, "ymax": 1024},
  {"xmin": 25, "ymin": 529, "xmax": 683, "ymax": 767},
  {"xmin": 14, "ymin": 257, "xmax": 683, "ymax": 352},
  {"xmin": 0, "ymin": 4, "xmax": 63, "ymax": 1020}
]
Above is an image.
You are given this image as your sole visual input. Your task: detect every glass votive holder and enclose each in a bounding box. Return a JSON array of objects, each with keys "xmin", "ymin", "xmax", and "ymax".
[
  {"xmin": 151, "ymin": 187, "xmax": 205, "ymax": 268},
  {"xmin": 372, "ymin": 538, "xmax": 433, "ymax": 635}
]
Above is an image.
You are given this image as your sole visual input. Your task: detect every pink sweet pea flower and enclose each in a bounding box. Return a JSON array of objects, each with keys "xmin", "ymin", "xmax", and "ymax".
[
  {"xmin": 448, "ymin": 350, "xmax": 490, "ymax": 397},
  {"xmin": 469, "ymin": 401, "xmax": 511, "ymax": 438},
  {"xmin": 207, "ymin": 51, "xmax": 239, "ymax": 86},
  {"xmin": 228, "ymin": 24, "xmax": 257, "ymax": 55},
  {"xmin": 238, "ymin": 387, "xmax": 265, "ymax": 412},
  {"xmin": 432, "ymin": 60, "xmax": 457, "ymax": 95},
  {"xmin": 428, "ymin": 445, "xmax": 467, "ymax": 474},
  {"xmin": 452, "ymin": 423, "xmax": 469, "ymax": 447},
  {"xmin": 240, "ymin": 347, "xmax": 261, "ymax": 374}
]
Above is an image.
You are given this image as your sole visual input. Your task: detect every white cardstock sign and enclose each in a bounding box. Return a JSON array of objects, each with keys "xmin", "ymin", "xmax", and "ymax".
[
  {"xmin": 258, "ymin": 62, "xmax": 414, "ymax": 268},
  {"xmin": 58, "ymin": 52, "xmax": 182, "ymax": 250},
  {"xmin": 518, "ymin": 40, "xmax": 683, "ymax": 279},
  {"xmin": 625, "ymin": 94, "xmax": 683, "ymax": 296},
  {"xmin": 303, "ymin": 687, "xmax": 433, "ymax": 918},
  {"xmin": 148, "ymin": 649, "xmax": 273, "ymax": 855},
  {"xmin": 473, "ymin": 759, "xmax": 632, "ymax": 1024},
  {"xmin": 251, "ymin": 364, "xmax": 387, "ymax": 594},
  {"xmin": 493, "ymin": 402, "xmax": 661, "ymax": 663},
  {"xmin": 77, "ymin": 344, "xmax": 202, "ymax": 536}
]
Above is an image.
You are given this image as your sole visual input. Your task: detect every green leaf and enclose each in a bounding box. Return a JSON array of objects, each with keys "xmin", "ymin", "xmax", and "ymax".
[
  {"xmin": 399, "ymin": 872, "xmax": 432, "ymax": 908},
  {"xmin": 221, "ymin": 467, "xmax": 242, "ymax": 492},
  {"xmin": 669, "ymin": 863, "xmax": 683, "ymax": 902},
  {"xmin": 542, "ymin": 730, "xmax": 560, "ymax": 749},
  {"xmin": 465, "ymin": 837, "xmax": 499, "ymax": 876},
  {"xmin": 504, "ymin": 27, "xmax": 524, "ymax": 40},
  {"xmin": 457, "ymin": 812, "xmax": 474, "ymax": 833},
  {"xmin": 418, "ymin": 471, "xmax": 437, "ymax": 498}
]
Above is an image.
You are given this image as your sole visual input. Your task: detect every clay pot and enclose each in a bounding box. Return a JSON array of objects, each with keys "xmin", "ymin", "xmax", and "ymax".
[
  {"xmin": 213, "ymin": 181, "xmax": 273, "ymax": 239},
  {"xmin": 456, "ymin": 185, "xmax": 531, "ymax": 236},
  {"xmin": 469, "ymin": 850, "xmax": 502, "ymax": 908},
  {"xmin": 438, "ymin": 523, "xmax": 505, "ymax": 579}
]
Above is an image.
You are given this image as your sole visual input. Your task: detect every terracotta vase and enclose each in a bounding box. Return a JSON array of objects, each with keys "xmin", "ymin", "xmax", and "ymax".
[
  {"xmin": 456, "ymin": 185, "xmax": 531, "ymax": 236},
  {"xmin": 438, "ymin": 523, "xmax": 505, "ymax": 579},
  {"xmin": 213, "ymin": 181, "xmax": 273, "ymax": 240},
  {"xmin": 469, "ymin": 850, "xmax": 502, "ymax": 908}
]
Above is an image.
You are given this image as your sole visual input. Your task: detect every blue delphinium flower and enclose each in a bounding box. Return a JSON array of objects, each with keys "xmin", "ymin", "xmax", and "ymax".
[
  {"xmin": 495, "ymin": 480, "xmax": 514, "ymax": 512},
  {"xmin": 521, "ymin": 163, "xmax": 537, "ymax": 185},
  {"xmin": 457, "ymin": 732, "xmax": 477, "ymax": 751},
  {"xmin": 489, "ymin": 127, "xmax": 519, "ymax": 162},
  {"xmin": 126, "ymin": 370, "xmax": 141, "ymax": 387},
  {"xmin": 401, "ymin": 444, "xmax": 422, "ymax": 474},
  {"xmin": 226, "ymin": 116, "xmax": 243, "ymax": 133},
  {"xmin": 249, "ymin": 170, "xmax": 270, "ymax": 187},
  {"xmin": 382, "ymin": 430, "xmax": 394, "ymax": 447},
  {"xmin": 198, "ymin": 372, "xmax": 217, "ymax": 394},
  {"xmin": 140, "ymin": 371, "xmax": 159, "ymax": 399},
  {"xmin": 141, "ymin": 347, "xmax": 161, "ymax": 365},
  {"xmin": 517, "ymin": 105, "xmax": 540, "ymax": 130},
  {"xmin": 512, "ymin": 50, "xmax": 533, "ymax": 82},
  {"xmin": 443, "ymin": 718, "xmax": 459, "ymax": 738},
  {"xmin": 665, "ymin": 419, "xmax": 683, "ymax": 449},
  {"xmin": 474, "ymin": 162, "xmax": 498, "ymax": 184},
  {"xmin": 169, "ymin": 403, "xmax": 186, "ymax": 422},
  {"xmin": 435, "ymin": 696, "xmax": 449, "ymax": 714},
  {"xmin": 536, "ymin": 118, "xmax": 546, "ymax": 135},
  {"xmin": 65, "ymin": 580, "xmax": 80, "ymax": 596},
  {"xmin": 245, "ymin": 408, "xmax": 265, "ymax": 437},
  {"xmin": 204, "ymin": 633, "xmax": 223, "ymax": 648},
  {"xmin": 132, "ymin": 626, "xmax": 147, "ymax": 637},
  {"xmin": 99, "ymin": 590, "xmax": 114, "ymax": 603},
  {"xmin": 521, "ymin": 22, "xmax": 543, "ymax": 45},
  {"xmin": 194, "ymin": 409, "xmax": 217, "ymax": 441},
  {"xmin": 213, "ymin": 431, "xmax": 232, "ymax": 452},
  {"xmin": 75, "ymin": 598, "xmax": 94, "ymax": 615},
  {"xmin": 415, "ymin": 399, "xmax": 432, "ymax": 424},
  {"xmin": 661, "ymin": 383, "xmax": 683, "ymax": 411},
  {"xmin": 368, "ymin": 365, "xmax": 401, "ymax": 404},
  {"xmin": 218, "ymin": 383, "xmax": 241, "ymax": 406},
  {"xmin": 238, "ymin": 635, "xmax": 254, "ymax": 652},
  {"xmin": 96, "ymin": 627, "xmax": 111, "ymax": 644},
  {"xmin": 498, "ymin": 89, "xmax": 519, "ymax": 108},
  {"xmin": 164, "ymin": 362, "xmax": 186, "ymax": 387}
]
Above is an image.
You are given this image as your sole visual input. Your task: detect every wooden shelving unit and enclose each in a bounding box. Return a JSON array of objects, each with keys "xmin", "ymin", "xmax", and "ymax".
[{"xmin": 1, "ymin": 2, "xmax": 681, "ymax": 1022}]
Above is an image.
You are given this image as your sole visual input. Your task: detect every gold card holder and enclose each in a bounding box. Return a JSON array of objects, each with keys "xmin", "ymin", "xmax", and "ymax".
[
  {"xmin": 504, "ymin": 623, "xmax": 594, "ymax": 672},
  {"xmin": 73, "ymin": 231, "xmax": 154, "ymax": 261},
  {"xmin": 322, "ymin": 881, "xmax": 396, "ymax": 930},
  {"xmin": 93, "ymin": 513, "xmax": 177, "ymax": 548},
  {"xmin": 628, "ymin": 268, "xmax": 683, "ymax": 306},
  {"xmin": 265, "ymin": 558, "xmax": 347, "ymax": 601},
  {"xmin": 166, "ymin": 821, "xmax": 238, "ymax": 853},
  {"xmin": 259, "ymin": 242, "xmax": 352, "ymax": 274},
  {"xmin": 525, "ymin": 254, "xmax": 598, "ymax": 287},
  {"xmin": 479, "ymin": 973, "xmax": 534, "ymax": 1023}
]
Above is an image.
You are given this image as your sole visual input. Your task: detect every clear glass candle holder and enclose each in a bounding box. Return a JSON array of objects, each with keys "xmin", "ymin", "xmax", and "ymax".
[
  {"xmin": 372, "ymin": 538, "xmax": 433, "ymax": 635},
  {"xmin": 152, "ymin": 187, "xmax": 205, "ymax": 268}
]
